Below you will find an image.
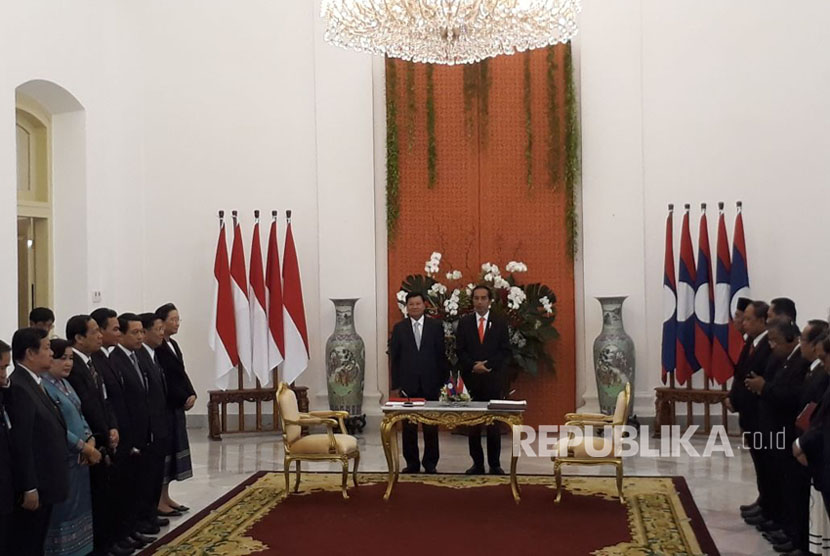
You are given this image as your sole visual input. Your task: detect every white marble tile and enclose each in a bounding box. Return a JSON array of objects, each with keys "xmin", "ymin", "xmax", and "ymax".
[{"xmin": 155, "ymin": 428, "xmax": 779, "ymax": 555}]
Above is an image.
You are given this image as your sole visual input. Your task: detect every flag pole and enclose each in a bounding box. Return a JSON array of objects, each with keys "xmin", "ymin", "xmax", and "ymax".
[
  {"xmin": 668, "ymin": 203, "xmax": 676, "ymax": 390},
  {"xmin": 701, "ymin": 202, "xmax": 712, "ymax": 434},
  {"xmin": 253, "ymin": 211, "xmax": 263, "ymax": 401},
  {"xmin": 684, "ymin": 204, "xmax": 693, "ymax": 430},
  {"xmin": 232, "ymin": 210, "xmax": 243, "ymax": 402},
  {"xmin": 718, "ymin": 201, "xmax": 729, "ymax": 431},
  {"xmin": 286, "ymin": 209, "xmax": 294, "ymax": 390}
]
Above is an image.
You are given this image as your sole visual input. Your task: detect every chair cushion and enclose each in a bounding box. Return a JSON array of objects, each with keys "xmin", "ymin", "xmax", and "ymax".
[
  {"xmin": 553, "ymin": 435, "xmax": 618, "ymax": 458},
  {"xmin": 277, "ymin": 386, "xmax": 301, "ymax": 445},
  {"xmin": 290, "ymin": 433, "xmax": 358, "ymax": 455}
]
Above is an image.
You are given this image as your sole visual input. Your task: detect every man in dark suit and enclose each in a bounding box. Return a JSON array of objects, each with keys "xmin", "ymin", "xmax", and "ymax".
[
  {"xmin": 389, "ymin": 292, "xmax": 449, "ymax": 473},
  {"xmin": 110, "ymin": 313, "xmax": 158, "ymax": 547},
  {"xmin": 6, "ymin": 328, "xmax": 68, "ymax": 556},
  {"xmin": 727, "ymin": 300, "xmax": 772, "ymax": 519},
  {"xmin": 746, "ymin": 318, "xmax": 809, "ymax": 552},
  {"xmin": 136, "ymin": 313, "xmax": 173, "ymax": 529},
  {"xmin": 795, "ymin": 333, "xmax": 830, "ymax": 517},
  {"xmin": 0, "ymin": 340, "xmax": 14, "ymax": 554},
  {"xmin": 456, "ymin": 285, "xmax": 512, "ymax": 475},
  {"xmin": 90, "ymin": 309, "xmax": 146, "ymax": 554}
]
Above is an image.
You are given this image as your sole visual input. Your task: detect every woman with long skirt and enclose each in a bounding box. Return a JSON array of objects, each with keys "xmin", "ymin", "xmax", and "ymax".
[
  {"xmin": 155, "ymin": 303, "xmax": 196, "ymax": 515},
  {"xmin": 42, "ymin": 339, "xmax": 101, "ymax": 556}
]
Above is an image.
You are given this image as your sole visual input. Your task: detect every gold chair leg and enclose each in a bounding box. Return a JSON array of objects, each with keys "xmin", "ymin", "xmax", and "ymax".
[
  {"xmin": 293, "ymin": 460, "xmax": 302, "ymax": 493},
  {"xmin": 283, "ymin": 457, "xmax": 291, "ymax": 500},
  {"xmin": 554, "ymin": 460, "xmax": 563, "ymax": 503},
  {"xmin": 615, "ymin": 461, "xmax": 625, "ymax": 504},
  {"xmin": 352, "ymin": 452, "xmax": 360, "ymax": 488},
  {"xmin": 341, "ymin": 458, "xmax": 350, "ymax": 500}
]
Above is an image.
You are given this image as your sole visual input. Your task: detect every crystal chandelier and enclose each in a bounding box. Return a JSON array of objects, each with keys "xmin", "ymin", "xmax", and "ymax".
[{"xmin": 321, "ymin": 0, "xmax": 582, "ymax": 65}]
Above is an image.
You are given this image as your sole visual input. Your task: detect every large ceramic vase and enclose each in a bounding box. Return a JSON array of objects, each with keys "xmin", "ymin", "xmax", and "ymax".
[
  {"xmin": 325, "ymin": 298, "xmax": 366, "ymax": 430},
  {"xmin": 592, "ymin": 296, "xmax": 635, "ymax": 415}
]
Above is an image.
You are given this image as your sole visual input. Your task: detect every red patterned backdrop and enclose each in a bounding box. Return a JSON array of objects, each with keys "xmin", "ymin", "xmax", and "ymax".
[{"xmin": 386, "ymin": 47, "xmax": 576, "ymax": 427}]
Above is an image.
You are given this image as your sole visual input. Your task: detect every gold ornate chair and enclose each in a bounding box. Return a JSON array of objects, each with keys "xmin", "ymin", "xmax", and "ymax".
[
  {"xmin": 276, "ymin": 382, "xmax": 360, "ymax": 499},
  {"xmin": 552, "ymin": 382, "xmax": 631, "ymax": 503}
]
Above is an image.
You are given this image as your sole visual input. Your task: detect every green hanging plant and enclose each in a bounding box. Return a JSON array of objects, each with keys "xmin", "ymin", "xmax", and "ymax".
[
  {"xmin": 479, "ymin": 59, "xmax": 491, "ymax": 143},
  {"xmin": 463, "ymin": 64, "xmax": 478, "ymax": 139},
  {"xmin": 426, "ymin": 63, "xmax": 437, "ymax": 188},
  {"xmin": 405, "ymin": 63, "xmax": 416, "ymax": 152},
  {"xmin": 523, "ymin": 53, "xmax": 533, "ymax": 189},
  {"xmin": 564, "ymin": 43, "xmax": 581, "ymax": 259},
  {"xmin": 546, "ymin": 45, "xmax": 560, "ymax": 188},
  {"xmin": 386, "ymin": 58, "xmax": 401, "ymax": 243}
]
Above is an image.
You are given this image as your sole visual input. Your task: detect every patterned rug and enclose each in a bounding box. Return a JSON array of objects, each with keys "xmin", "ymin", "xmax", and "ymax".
[{"xmin": 141, "ymin": 472, "xmax": 719, "ymax": 555}]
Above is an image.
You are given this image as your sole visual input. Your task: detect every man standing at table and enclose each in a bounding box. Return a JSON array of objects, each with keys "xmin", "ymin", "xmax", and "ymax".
[
  {"xmin": 389, "ymin": 292, "xmax": 449, "ymax": 473},
  {"xmin": 456, "ymin": 285, "xmax": 512, "ymax": 475}
]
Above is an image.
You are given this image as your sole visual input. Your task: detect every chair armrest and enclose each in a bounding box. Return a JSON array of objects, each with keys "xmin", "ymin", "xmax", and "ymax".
[
  {"xmin": 564, "ymin": 419, "xmax": 614, "ymax": 429},
  {"xmin": 564, "ymin": 412, "xmax": 612, "ymax": 422},
  {"xmin": 284, "ymin": 416, "xmax": 339, "ymax": 428},
  {"xmin": 309, "ymin": 410, "xmax": 349, "ymax": 418},
  {"xmin": 309, "ymin": 410, "xmax": 349, "ymax": 433}
]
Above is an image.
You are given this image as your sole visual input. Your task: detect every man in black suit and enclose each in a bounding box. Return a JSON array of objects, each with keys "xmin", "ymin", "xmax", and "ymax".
[
  {"xmin": 746, "ymin": 318, "xmax": 809, "ymax": 552},
  {"xmin": 389, "ymin": 292, "xmax": 449, "ymax": 473},
  {"xmin": 90, "ymin": 309, "xmax": 146, "ymax": 554},
  {"xmin": 65, "ymin": 314, "xmax": 121, "ymax": 556},
  {"xmin": 136, "ymin": 313, "xmax": 173, "ymax": 529},
  {"xmin": 456, "ymin": 285, "xmax": 512, "ymax": 475},
  {"xmin": 110, "ymin": 314, "xmax": 158, "ymax": 547},
  {"xmin": 6, "ymin": 328, "xmax": 68, "ymax": 556},
  {"xmin": 796, "ymin": 333, "xmax": 830, "ymax": 517},
  {"xmin": 0, "ymin": 340, "xmax": 14, "ymax": 554},
  {"xmin": 726, "ymin": 301, "xmax": 774, "ymax": 522}
]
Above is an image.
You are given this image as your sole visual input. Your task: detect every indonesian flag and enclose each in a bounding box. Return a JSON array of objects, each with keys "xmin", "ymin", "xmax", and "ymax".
[
  {"xmin": 281, "ymin": 213, "xmax": 309, "ymax": 384},
  {"xmin": 729, "ymin": 203, "xmax": 750, "ymax": 363},
  {"xmin": 676, "ymin": 206, "xmax": 699, "ymax": 384},
  {"xmin": 456, "ymin": 374, "xmax": 468, "ymax": 396},
  {"xmin": 230, "ymin": 218, "xmax": 253, "ymax": 381},
  {"xmin": 661, "ymin": 207, "xmax": 677, "ymax": 384},
  {"xmin": 694, "ymin": 207, "xmax": 714, "ymax": 378},
  {"xmin": 209, "ymin": 217, "xmax": 238, "ymax": 389},
  {"xmin": 265, "ymin": 214, "xmax": 285, "ymax": 375},
  {"xmin": 249, "ymin": 216, "xmax": 270, "ymax": 385},
  {"xmin": 711, "ymin": 207, "xmax": 735, "ymax": 383}
]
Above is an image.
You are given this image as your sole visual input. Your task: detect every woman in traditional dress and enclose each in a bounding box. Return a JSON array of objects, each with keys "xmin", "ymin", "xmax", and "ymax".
[
  {"xmin": 155, "ymin": 303, "xmax": 195, "ymax": 515},
  {"xmin": 42, "ymin": 339, "xmax": 100, "ymax": 556}
]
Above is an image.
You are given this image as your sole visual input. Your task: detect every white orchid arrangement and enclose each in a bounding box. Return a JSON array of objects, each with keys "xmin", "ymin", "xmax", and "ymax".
[{"xmin": 396, "ymin": 252, "xmax": 559, "ymax": 376}]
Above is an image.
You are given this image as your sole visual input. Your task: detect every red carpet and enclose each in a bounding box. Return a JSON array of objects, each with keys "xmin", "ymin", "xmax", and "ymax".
[{"xmin": 143, "ymin": 473, "xmax": 718, "ymax": 555}]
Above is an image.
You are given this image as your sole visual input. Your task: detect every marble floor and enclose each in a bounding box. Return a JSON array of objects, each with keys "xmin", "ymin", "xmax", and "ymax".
[{"xmin": 157, "ymin": 425, "xmax": 778, "ymax": 556}]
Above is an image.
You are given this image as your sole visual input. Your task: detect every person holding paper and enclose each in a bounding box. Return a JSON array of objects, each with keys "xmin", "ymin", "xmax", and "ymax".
[
  {"xmin": 389, "ymin": 292, "xmax": 449, "ymax": 473},
  {"xmin": 456, "ymin": 285, "xmax": 511, "ymax": 475}
]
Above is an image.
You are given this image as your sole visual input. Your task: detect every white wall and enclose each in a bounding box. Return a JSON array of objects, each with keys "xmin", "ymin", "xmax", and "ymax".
[
  {"xmin": 579, "ymin": 0, "xmax": 830, "ymax": 416},
  {"xmin": 0, "ymin": 0, "xmax": 380, "ymax": 418},
  {"xmin": 4, "ymin": 0, "xmax": 830, "ymax": 421}
]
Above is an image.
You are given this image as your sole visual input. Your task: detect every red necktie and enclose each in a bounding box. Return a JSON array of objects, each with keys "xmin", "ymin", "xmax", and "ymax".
[{"xmin": 478, "ymin": 317, "xmax": 485, "ymax": 343}]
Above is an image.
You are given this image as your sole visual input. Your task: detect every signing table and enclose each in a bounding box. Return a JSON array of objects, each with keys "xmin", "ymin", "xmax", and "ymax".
[{"xmin": 380, "ymin": 401, "xmax": 526, "ymax": 503}]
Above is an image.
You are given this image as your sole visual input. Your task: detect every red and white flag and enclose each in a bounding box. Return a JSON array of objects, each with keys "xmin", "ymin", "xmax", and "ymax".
[
  {"xmin": 265, "ymin": 212, "xmax": 285, "ymax": 374},
  {"xmin": 281, "ymin": 211, "xmax": 309, "ymax": 384},
  {"xmin": 209, "ymin": 216, "xmax": 238, "ymax": 389},
  {"xmin": 230, "ymin": 215, "xmax": 253, "ymax": 381},
  {"xmin": 249, "ymin": 213, "xmax": 270, "ymax": 385}
]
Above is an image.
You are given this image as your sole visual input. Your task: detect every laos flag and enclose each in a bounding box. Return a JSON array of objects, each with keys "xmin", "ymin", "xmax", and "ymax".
[
  {"xmin": 676, "ymin": 206, "xmax": 699, "ymax": 384},
  {"xmin": 694, "ymin": 206, "xmax": 714, "ymax": 378},
  {"xmin": 729, "ymin": 203, "xmax": 750, "ymax": 364},
  {"xmin": 711, "ymin": 206, "xmax": 734, "ymax": 384},
  {"xmin": 661, "ymin": 206, "xmax": 677, "ymax": 384}
]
